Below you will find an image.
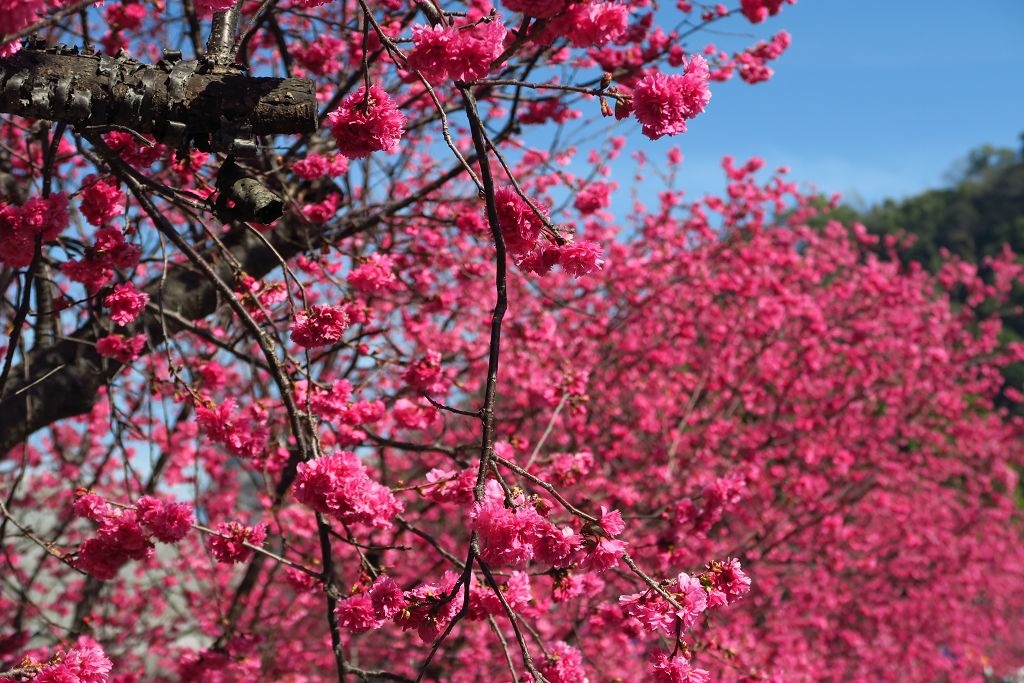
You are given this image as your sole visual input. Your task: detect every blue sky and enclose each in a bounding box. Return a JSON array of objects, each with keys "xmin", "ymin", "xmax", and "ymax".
[{"xmin": 635, "ymin": 0, "xmax": 1024, "ymax": 208}]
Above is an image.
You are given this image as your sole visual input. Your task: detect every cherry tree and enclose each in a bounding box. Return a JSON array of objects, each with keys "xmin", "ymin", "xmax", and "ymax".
[{"xmin": 1, "ymin": 1, "xmax": 1022, "ymax": 681}]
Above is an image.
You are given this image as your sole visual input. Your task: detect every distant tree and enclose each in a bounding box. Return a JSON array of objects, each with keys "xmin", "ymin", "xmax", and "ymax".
[{"xmin": 865, "ymin": 137, "xmax": 1024, "ymax": 272}]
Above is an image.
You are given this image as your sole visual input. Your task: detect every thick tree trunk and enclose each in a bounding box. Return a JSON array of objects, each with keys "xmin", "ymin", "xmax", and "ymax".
[{"xmin": 0, "ymin": 45, "xmax": 317, "ymax": 153}]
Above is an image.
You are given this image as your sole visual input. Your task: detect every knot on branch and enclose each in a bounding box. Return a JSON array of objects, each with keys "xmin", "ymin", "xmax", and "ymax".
[{"xmin": 216, "ymin": 158, "xmax": 284, "ymax": 224}]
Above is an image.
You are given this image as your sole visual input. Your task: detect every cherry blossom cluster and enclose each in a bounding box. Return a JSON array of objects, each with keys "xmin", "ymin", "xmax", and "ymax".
[
  {"xmin": 493, "ymin": 186, "xmax": 605, "ymax": 276},
  {"xmin": 15, "ymin": 637, "xmax": 112, "ymax": 683},
  {"xmin": 194, "ymin": 396, "xmax": 269, "ymax": 460},
  {"xmin": 78, "ymin": 175, "xmax": 126, "ymax": 227},
  {"xmin": 72, "ymin": 492, "xmax": 193, "ymax": 579},
  {"xmin": 293, "ymin": 451, "xmax": 404, "ymax": 529},
  {"xmin": 409, "ymin": 18, "xmax": 507, "ymax": 84},
  {"xmin": 327, "ymin": 85, "xmax": 407, "ymax": 159},
  {"xmin": 290, "ymin": 304, "xmax": 350, "ymax": 348},
  {"xmin": 207, "ymin": 521, "xmax": 268, "ymax": 564},
  {"xmin": 61, "ymin": 227, "xmax": 141, "ymax": 294},
  {"xmin": 0, "ymin": 193, "xmax": 68, "ymax": 268},
  {"xmin": 628, "ymin": 55, "xmax": 712, "ymax": 140}
]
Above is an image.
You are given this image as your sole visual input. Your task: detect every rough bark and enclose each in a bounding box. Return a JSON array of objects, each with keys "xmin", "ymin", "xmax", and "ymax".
[{"xmin": 0, "ymin": 44, "xmax": 316, "ymax": 153}]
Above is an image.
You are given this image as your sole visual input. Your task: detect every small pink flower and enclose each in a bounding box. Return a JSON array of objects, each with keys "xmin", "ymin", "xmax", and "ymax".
[
  {"xmin": 290, "ymin": 305, "xmax": 349, "ymax": 348},
  {"xmin": 194, "ymin": 397, "xmax": 269, "ymax": 460},
  {"xmin": 368, "ymin": 575, "xmax": 406, "ymax": 620},
  {"xmin": 740, "ymin": 0, "xmax": 789, "ymax": 24},
  {"xmin": 301, "ymin": 192, "xmax": 340, "ymax": 224},
  {"xmin": 291, "ymin": 34, "xmax": 346, "ymax": 75},
  {"xmin": 573, "ymin": 182, "xmax": 613, "ymax": 215},
  {"xmin": 541, "ymin": 641, "xmax": 588, "ymax": 683},
  {"xmin": 580, "ymin": 536, "xmax": 627, "ymax": 572},
  {"xmin": 106, "ymin": 2, "xmax": 145, "ymax": 30},
  {"xmin": 393, "ymin": 398, "xmax": 436, "ymax": 430},
  {"xmin": 518, "ymin": 243, "xmax": 562, "ymax": 276},
  {"xmin": 62, "ymin": 228, "xmax": 140, "ymax": 294},
  {"xmin": 565, "ymin": 2, "xmax": 629, "ymax": 47},
  {"xmin": 16, "ymin": 194, "xmax": 69, "ymax": 241},
  {"xmin": 598, "ymin": 507, "xmax": 625, "ymax": 536},
  {"xmin": 136, "ymin": 496, "xmax": 193, "ymax": 543},
  {"xmin": 558, "ymin": 241, "xmax": 605, "ymax": 278},
  {"xmin": 631, "ymin": 57, "xmax": 711, "ymax": 140},
  {"xmin": 473, "ymin": 495, "xmax": 545, "ymax": 566},
  {"xmin": 0, "ymin": 0, "xmax": 43, "ymax": 46},
  {"xmin": 63, "ymin": 259, "xmax": 115, "ymax": 294},
  {"xmin": 208, "ymin": 521, "xmax": 267, "ymax": 564},
  {"xmin": 77, "ymin": 515, "xmax": 154, "ymax": 580},
  {"xmin": 493, "ymin": 186, "xmax": 545, "ymax": 256},
  {"xmin": 96, "ymin": 334, "xmax": 147, "ymax": 363},
  {"xmin": 503, "ymin": 0, "xmax": 569, "ymax": 19},
  {"xmin": 79, "ymin": 175, "xmax": 126, "ymax": 226},
  {"xmin": 94, "ymin": 227, "xmax": 142, "ymax": 268},
  {"xmin": 650, "ymin": 648, "xmax": 710, "ymax": 683},
  {"xmin": 73, "ymin": 492, "xmax": 114, "ymax": 523},
  {"xmin": 408, "ymin": 24, "xmax": 457, "ymax": 83},
  {"xmin": 423, "ymin": 467, "xmax": 476, "ymax": 505},
  {"xmin": 32, "ymin": 637, "xmax": 113, "ymax": 683},
  {"xmin": 347, "ymin": 253, "xmax": 396, "ymax": 293},
  {"xmin": 706, "ymin": 557, "xmax": 751, "ymax": 605},
  {"xmin": 534, "ymin": 522, "xmax": 581, "ymax": 568},
  {"xmin": 402, "ymin": 350, "xmax": 443, "ymax": 392},
  {"xmin": 326, "ymin": 84, "xmax": 406, "ymax": 159},
  {"xmin": 103, "ymin": 130, "xmax": 165, "ymax": 167},
  {"xmin": 104, "ymin": 282, "xmax": 149, "ymax": 326},
  {"xmin": 619, "ymin": 591, "xmax": 676, "ymax": 633},
  {"xmin": 674, "ymin": 573, "xmax": 709, "ymax": 627},
  {"xmin": 409, "ymin": 19, "xmax": 506, "ymax": 83},
  {"xmin": 292, "ymin": 153, "xmax": 331, "ymax": 179},
  {"xmin": 335, "ymin": 593, "xmax": 381, "ymax": 633},
  {"xmin": 0, "ymin": 194, "xmax": 69, "ymax": 267},
  {"xmin": 396, "ymin": 571, "xmax": 462, "ymax": 643},
  {"xmin": 293, "ymin": 451, "xmax": 403, "ymax": 529},
  {"xmin": 193, "ymin": 0, "xmax": 236, "ymax": 16}
]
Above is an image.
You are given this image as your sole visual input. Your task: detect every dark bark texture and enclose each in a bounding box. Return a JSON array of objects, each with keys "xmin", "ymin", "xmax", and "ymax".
[{"xmin": 0, "ymin": 44, "xmax": 317, "ymax": 153}]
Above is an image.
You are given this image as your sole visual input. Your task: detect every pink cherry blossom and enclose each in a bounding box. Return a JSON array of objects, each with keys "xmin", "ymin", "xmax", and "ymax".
[
  {"xmin": 104, "ymin": 282, "xmax": 149, "ymax": 326},
  {"xmin": 79, "ymin": 175, "xmax": 126, "ymax": 226},
  {"xmin": 650, "ymin": 649, "xmax": 710, "ymax": 683},
  {"xmin": 95, "ymin": 334, "xmax": 147, "ymax": 363},
  {"xmin": 347, "ymin": 253, "xmax": 396, "ymax": 293},
  {"xmin": 493, "ymin": 186, "xmax": 545, "ymax": 256},
  {"xmin": 208, "ymin": 521, "xmax": 267, "ymax": 564},
  {"xmin": 334, "ymin": 593, "xmax": 381, "ymax": 632},
  {"xmin": 32, "ymin": 638, "xmax": 113, "ymax": 683},
  {"xmin": 3, "ymin": 4, "xmax": 1023, "ymax": 682},
  {"xmin": 740, "ymin": 0, "xmax": 792, "ymax": 24},
  {"xmin": 502, "ymin": 0, "xmax": 569, "ymax": 19},
  {"xmin": 326, "ymin": 84, "xmax": 407, "ymax": 159},
  {"xmin": 0, "ymin": 194, "xmax": 69, "ymax": 267},
  {"xmin": 557, "ymin": 241, "xmax": 605, "ymax": 277},
  {"xmin": 293, "ymin": 451, "xmax": 403, "ymax": 528},
  {"xmin": 631, "ymin": 57, "xmax": 712, "ymax": 140},
  {"xmin": 409, "ymin": 18, "xmax": 506, "ymax": 83},
  {"xmin": 136, "ymin": 496, "xmax": 194, "ymax": 543},
  {"xmin": 290, "ymin": 304, "xmax": 350, "ymax": 348}
]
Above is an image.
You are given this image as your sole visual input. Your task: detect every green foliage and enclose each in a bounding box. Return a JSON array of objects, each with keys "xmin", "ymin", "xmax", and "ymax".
[{"xmin": 864, "ymin": 138, "xmax": 1024, "ymax": 271}]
